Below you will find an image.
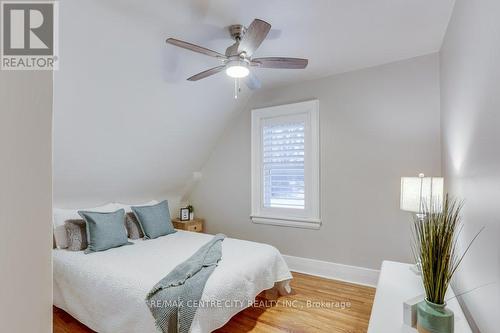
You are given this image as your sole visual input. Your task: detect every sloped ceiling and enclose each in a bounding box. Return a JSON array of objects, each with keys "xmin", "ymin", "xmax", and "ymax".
[{"xmin": 53, "ymin": 0, "xmax": 455, "ymax": 206}]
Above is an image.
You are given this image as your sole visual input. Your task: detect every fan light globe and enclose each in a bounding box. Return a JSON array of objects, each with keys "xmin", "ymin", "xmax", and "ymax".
[{"xmin": 226, "ymin": 62, "xmax": 249, "ymax": 78}]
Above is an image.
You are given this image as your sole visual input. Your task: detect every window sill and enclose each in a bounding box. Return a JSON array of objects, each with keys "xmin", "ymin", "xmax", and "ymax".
[{"xmin": 250, "ymin": 215, "xmax": 321, "ymax": 230}]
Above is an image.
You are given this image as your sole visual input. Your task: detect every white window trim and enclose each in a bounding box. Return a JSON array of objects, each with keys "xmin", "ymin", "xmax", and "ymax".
[{"xmin": 251, "ymin": 100, "xmax": 320, "ymax": 229}]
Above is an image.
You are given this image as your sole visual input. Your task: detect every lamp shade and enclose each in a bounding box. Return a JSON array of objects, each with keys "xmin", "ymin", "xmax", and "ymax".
[{"xmin": 400, "ymin": 175, "xmax": 444, "ymax": 213}]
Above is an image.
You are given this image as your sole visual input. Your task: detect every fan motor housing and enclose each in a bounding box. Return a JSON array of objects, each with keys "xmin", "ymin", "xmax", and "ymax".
[{"xmin": 229, "ymin": 24, "xmax": 246, "ymax": 41}]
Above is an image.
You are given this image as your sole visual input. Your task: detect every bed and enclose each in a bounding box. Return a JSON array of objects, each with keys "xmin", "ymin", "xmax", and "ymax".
[{"xmin": 53, "ymin": 230, "xmax": 292, "ymax": 333}]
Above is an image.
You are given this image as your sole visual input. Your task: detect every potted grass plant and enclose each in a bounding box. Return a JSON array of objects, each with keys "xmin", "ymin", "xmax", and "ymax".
[{"xmin": 412, "ymin": 195, "xmax": 481, "ymax": 333}]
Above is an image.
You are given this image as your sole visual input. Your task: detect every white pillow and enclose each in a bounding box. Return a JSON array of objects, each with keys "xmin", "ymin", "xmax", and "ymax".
[
  {"xmin": 114, "ymin": 200, "xmax": 158, "ymax": 213},
  {"xmin": 53, "ymin": 203, "xmax": 118, "ymax": 249}
]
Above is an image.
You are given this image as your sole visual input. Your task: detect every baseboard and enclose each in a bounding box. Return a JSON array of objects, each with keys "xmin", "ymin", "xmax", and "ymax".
[{"xmin": 283, "ymin": 255, "xmax": 380, "ymax": 287}]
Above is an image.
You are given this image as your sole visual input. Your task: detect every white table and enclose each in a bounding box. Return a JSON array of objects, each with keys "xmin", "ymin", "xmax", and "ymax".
[{"xmin": 367, "ymin": 261, "xmax": 472, "ymax": 333}]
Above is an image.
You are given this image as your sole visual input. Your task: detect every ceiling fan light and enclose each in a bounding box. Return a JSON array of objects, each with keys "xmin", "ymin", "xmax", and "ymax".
[{"xmin": 226, "ymin": 63, "xmax": 249, "ymax": 78}]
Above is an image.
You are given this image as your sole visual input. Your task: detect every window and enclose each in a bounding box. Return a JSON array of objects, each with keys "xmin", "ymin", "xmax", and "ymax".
[{"xmin": 251, "ymin": 100, "xmax": 320, "ymax": 229}]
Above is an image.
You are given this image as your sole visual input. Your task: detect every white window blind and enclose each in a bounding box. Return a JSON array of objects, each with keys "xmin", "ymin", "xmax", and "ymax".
[
  {"xmin": 251, "ymin": 100, "xmax": 320, "ymax": 229},
  {"xmin": 262, "ymin": 121, "xmax": 305, "ymax": 209}
]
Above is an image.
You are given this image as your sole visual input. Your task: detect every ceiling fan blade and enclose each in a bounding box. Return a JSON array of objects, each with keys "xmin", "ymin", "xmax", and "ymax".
[
  {"xmin": 166, "ymin": 38, "xmax": 226, "ymax": 59},
  {"xmin": 244, "ymin": 72, "xmax": 261, "ymax": 90},
  {"xmin": 251, "ymin": 57, "xmax": 308, "ymax": 69},
  {"xmin": 187, "ymin": 65, "xmax": 226, "ymax": 81},
  {"xmin": 238, "ymin": 19, "xmax": 271, "ymax": 56}
]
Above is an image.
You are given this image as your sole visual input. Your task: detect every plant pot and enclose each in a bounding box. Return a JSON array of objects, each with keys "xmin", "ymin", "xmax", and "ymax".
[
  {"xmin": 417, "ymin": 299, "xmax": 454, "ymax": 333},
  {"xmin": 189, "ymin": 212, "xmax": 194, "ymax": 220}
]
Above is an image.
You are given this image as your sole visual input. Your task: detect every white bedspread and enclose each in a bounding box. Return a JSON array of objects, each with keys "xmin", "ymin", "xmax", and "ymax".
[{"xmin": 53, "ymin": 230, "xmax": 292, "ymax": 333}]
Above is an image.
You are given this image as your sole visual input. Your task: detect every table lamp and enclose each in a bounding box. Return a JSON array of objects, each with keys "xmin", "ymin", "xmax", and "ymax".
[
  {"xmin": 400, "ymin": 173, "xmax": 444, "ymax": 274},
  {"xmin": 400, "ymin": 173, "xmax": 444, "ymax": 216}
]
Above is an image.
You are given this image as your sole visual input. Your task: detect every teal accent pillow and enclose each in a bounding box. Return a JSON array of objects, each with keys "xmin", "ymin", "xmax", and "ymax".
[
  {"xmin": 131, "ymin": 200, "xmax": 176, "ymax": 239},
  {"xmin": 78, "ymin": 209, "xmax": 131, "ymax": 253}
]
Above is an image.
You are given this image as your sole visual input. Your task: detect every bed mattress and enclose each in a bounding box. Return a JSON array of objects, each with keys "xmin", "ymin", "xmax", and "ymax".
[{"xmin": 53, "ymin": 230, "xmax": 292, "ymax": 333}]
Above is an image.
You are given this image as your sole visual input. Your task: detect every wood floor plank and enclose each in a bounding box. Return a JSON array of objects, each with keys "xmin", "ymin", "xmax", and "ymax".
[{"xmin": 53, "ymin": 272, "xmax": 375, "ymax": 333}]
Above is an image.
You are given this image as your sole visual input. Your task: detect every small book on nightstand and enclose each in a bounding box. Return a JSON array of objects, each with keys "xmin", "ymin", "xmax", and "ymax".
[{"xmin": 172, "ymin": 218, "xmax": 204, "ymax": 233}]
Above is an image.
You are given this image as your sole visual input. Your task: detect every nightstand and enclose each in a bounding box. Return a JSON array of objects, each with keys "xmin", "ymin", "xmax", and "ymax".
[{"xmin": 172, "ymin": 218, "xmax": 204, "ymax": 233}]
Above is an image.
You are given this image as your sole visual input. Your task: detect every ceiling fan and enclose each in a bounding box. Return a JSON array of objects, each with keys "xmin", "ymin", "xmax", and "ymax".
[{"xmin": 166, "ymin": 18, "xmax": 308, "ymax": 94}]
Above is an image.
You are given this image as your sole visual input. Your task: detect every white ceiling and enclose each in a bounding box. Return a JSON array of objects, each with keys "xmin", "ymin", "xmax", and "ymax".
[
  {"xmin": 123, "ymin": 0, "xmax": 455, "ymax": 87},
  {"xmin": 53, "ymin": 0, "xmax": 455, "ymax": 206}
]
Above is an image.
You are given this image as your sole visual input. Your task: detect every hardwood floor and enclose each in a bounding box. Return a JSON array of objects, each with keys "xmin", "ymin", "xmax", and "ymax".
[
  {"xmin": 53, "ymin": 307, "xmax": 94, "ymax": 333},
  {"xmin": 53, "ymin": 272, "xmax": 375, "ymax": 333}
]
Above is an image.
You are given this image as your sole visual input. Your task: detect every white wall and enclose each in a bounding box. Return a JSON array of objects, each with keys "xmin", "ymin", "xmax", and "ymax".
[
  {"xmin": 190, "ymin": 54, "xmax": 441, "ymax": 270},
  {"xmin": 440, "ymin": 0, "xmax": 500, "ymax": 331},
  {"xmin": 52, "ymin": 0, "xmax": 453, "ymax": 210},
  {"xmin": 0, "ymin": 71, "xmax": 53, "ymax": 332},
  {"xmin": 53, "ymin": 0, "xmax": 251, "ymax": 208}
]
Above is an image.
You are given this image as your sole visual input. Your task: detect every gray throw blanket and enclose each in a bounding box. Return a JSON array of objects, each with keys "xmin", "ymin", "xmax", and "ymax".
[{"xmin": 146, "ymin": 234, "xmax": 225, "ymax": 333}]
